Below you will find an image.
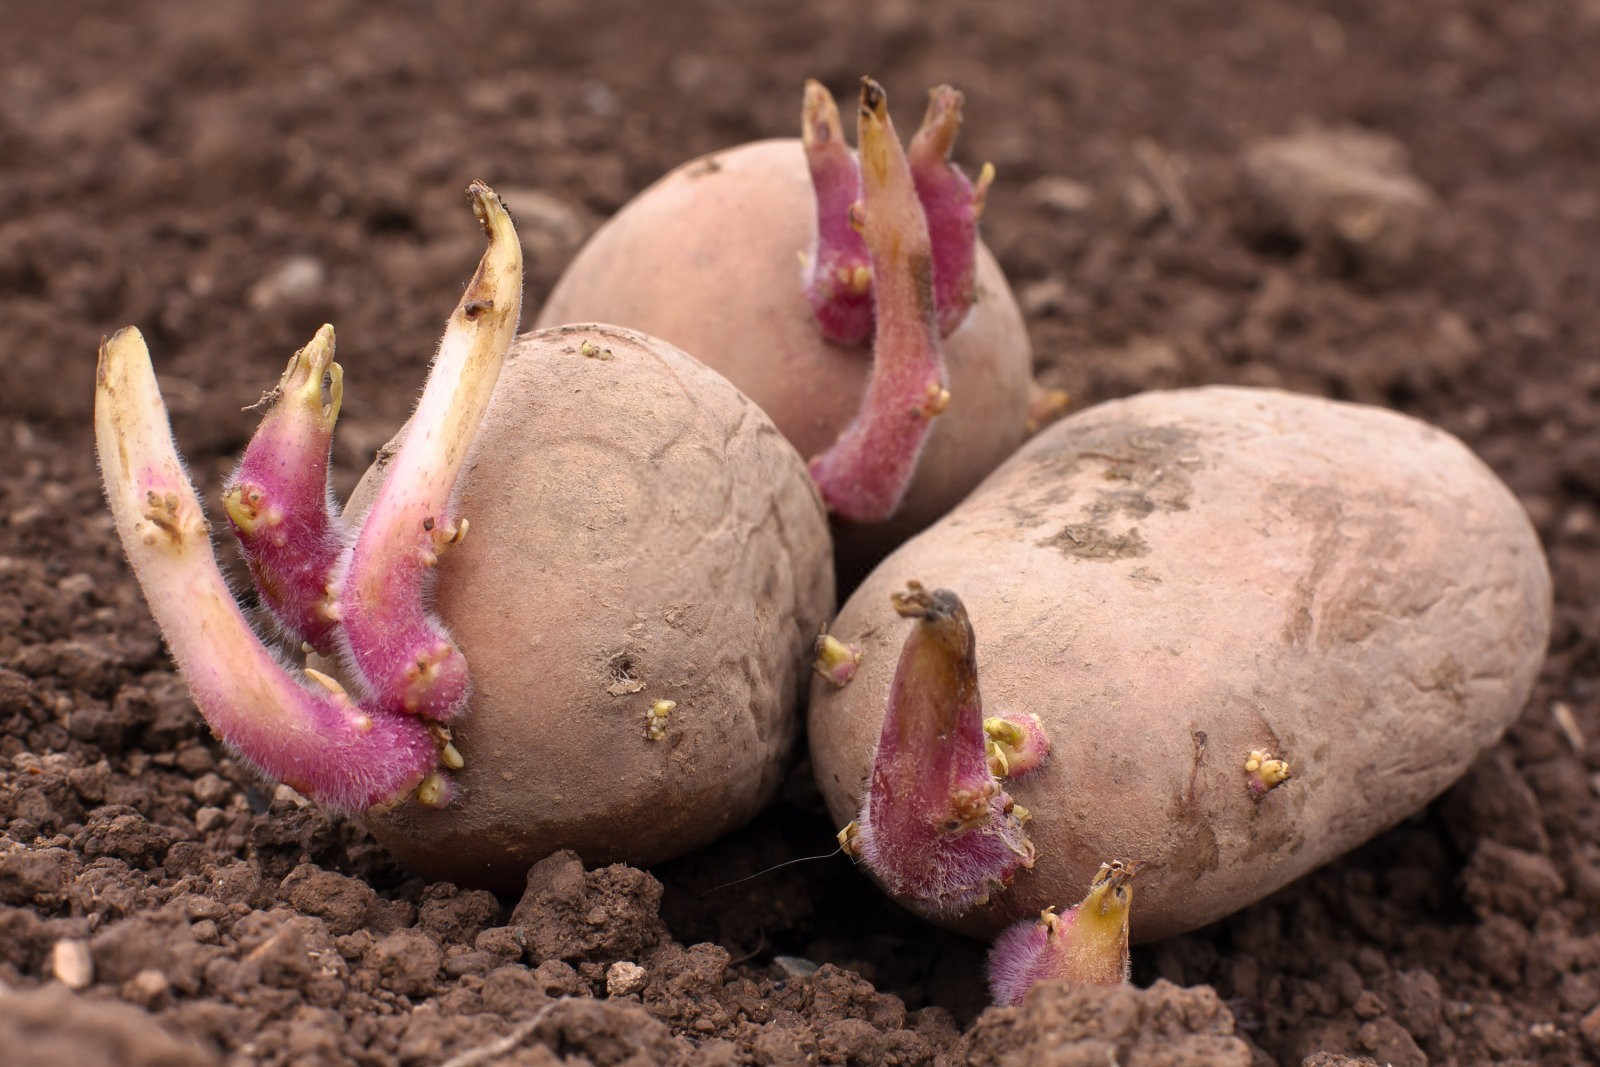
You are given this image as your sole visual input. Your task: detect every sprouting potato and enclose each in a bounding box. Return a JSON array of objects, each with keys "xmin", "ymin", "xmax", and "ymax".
[
  {"xmin": 811, "ymin": 386, "xmax": 1551, "ymax": 942},
  {"xmin": 537, "ymin": 79, "xmax": 1048, "ymax": 576},
  {"xmin": 348, "ymin": 323, "xmax": 835, "ymax": 885},
  {"xmin": 95, "ymin": 183, "xmax": 833, "ymax": 889}
]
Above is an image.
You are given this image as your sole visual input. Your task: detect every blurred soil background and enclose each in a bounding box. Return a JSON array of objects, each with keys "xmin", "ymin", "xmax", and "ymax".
[{"xmin": 2, "ymin": 1, "xmax": 1598, "ymax": 1064}]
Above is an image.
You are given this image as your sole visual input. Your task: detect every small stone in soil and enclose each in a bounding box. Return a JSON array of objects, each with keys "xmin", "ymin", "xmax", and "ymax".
[
  {"xmin": 50, "ymin": 938, "xmax": 92, "ymax": 989},
  {"xmin": 606, "ymin": 961, "xmax": 646, "ymax": 997},
  {"xmin": 122, "ymin": 968, "xmax": 170, "ymax": 1008}
]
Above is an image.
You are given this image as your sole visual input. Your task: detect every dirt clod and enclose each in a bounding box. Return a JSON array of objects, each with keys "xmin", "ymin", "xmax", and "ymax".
[
  {"xmin": 960, "ymin": 979, "xmax": 1252, "ymax": 1066},
  {"xmin": 0, "ymin": 983, "xmax": 217, "ymax": 1067},
  {"xmin": 511, "ymin": 851, "xmax": 667, "ymax": 964},
  {"xmin": 1240, "ymin": 127, "xmax": 1436, "ymax": 283}
]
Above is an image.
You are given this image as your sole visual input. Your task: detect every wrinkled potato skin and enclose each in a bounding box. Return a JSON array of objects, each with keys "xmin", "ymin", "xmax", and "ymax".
[
  {"xmin": 536, "ymin": 140, "xmax": 1034, "ymax": 565},
  {"xmin": 353, "ymin": 325, "xmax": 833, "ymax": 890},
  {"xmin": 811, "ymin": 387, "xmax": 1551, "ymax": 941}
]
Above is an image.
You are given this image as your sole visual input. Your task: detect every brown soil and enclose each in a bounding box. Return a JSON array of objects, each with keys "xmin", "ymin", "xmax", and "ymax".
[{"xmin": 3, "ymin": 1, "xmax": 1598, "ymax": 1064}]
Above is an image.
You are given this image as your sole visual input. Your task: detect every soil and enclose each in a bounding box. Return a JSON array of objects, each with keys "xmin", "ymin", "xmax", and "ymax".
[{"xmin": 2, "ymin": 1, "xmax": 1598, "ymax": 1064}]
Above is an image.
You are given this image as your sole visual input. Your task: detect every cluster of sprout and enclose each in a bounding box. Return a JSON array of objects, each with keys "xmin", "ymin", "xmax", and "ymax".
[
  {"xmin": 801, "ymin": 79, "xmax": 972, "ymax": 522},
  {"xmin": 820, "ymin": 582, "xmax": 1130, "ymax": 1003},
  {"xmin": 822, "ymin": 575, "xmax": 1292, "ymax": 1004},
  {"xmin": 97, "ymin": 182, "xmax": 521, "ymax": 813}
]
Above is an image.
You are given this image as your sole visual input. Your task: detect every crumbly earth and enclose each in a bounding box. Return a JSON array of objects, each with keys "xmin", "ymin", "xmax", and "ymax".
[{"xmin": 2, "ymin": 1, "xmax": 1596, "ymax": 1065}]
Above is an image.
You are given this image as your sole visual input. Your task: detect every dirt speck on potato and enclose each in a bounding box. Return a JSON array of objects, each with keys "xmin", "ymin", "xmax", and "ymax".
[
  {"xmin": 1039, "ymin": 522, "xmax": 1151, "ymax": 560},
  {"xmin": 603, "ymin": 651, "xmax": 647, "ymax": 696},
  {"xmin": 1008, "ymin": 423, "xmax": 1200, "ymax": 535}
]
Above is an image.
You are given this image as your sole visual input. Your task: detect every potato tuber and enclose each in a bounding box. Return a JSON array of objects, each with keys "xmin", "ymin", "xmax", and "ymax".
[
  {"xmin": 537, "ymin": 79, "xmax": 1041, "ymax": 574},
  {"xmin": 96, "ymin": 182, "xmax": 833, "ymax": 885},
  {"xmin": 812, "ymin": 386, "xmax": 1551, "ymax": 940}
]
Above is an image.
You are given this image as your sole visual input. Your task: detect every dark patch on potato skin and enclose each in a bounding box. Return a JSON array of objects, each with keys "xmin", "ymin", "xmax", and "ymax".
[
  {"xmin": 1039, "ymin": 522, "xmax": 1150, "ymax": 560},
  {"xmin": 1004, "ymin": 423, "xmax": 1201, "ymax": 556},
  {"xmin": 1314, "ymin": 506, "xmax": 1426, "ymax": 650},
  {"xmin": 1418, "ymin": 654, "xmax": 1468, "ymax": 705},
  {"xmin": 1271, "ymin": 481, "xmax": 1431, "ymax": 651},
  {"xmin": 1161, "ymin": 726, "xmax": 1221, "ymax": 881},
  {"xmin": 1186, "ymin": 727, "xmax": 1208, "ymax": 811},
  {"xmin": 1166, "ymin": 793, "xmax": 1223, "ymax": 877},
  {"xmin": 684, "ymin": 155, "xmax": 723, "ymax": 178},
  {"xmin": 1279, "ymin": 495, "xmax": 1336, "ymax": 645},
  {"xmin": 1088, "ymin": 488, "xmax": 1160, "ymax": 519}
]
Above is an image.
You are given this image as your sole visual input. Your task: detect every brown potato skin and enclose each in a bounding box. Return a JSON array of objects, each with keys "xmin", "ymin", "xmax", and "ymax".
[
  {"xmin": 811, "ymin": 387, "xmax": 1551, "ymax": 941},
  {"xmin": 535, "ymin": 139, "xmax": 1034, "ymax": 572},
  {"xmin": 350, "ymin": 325, "xmax": 834, "ymax": 890}
]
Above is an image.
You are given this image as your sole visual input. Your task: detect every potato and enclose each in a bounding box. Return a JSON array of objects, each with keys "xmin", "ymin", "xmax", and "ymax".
[
  {"xmin": 810, "ymin": 386, "xmax": 1551, "ymax": 940},
  {"xmin": 99, "ymin": 186, "xmax": 832, "ymax": 889},
  {"xmin": 347, "ymin": 324, "xmax": 835, "ymax": 888},
  {"xmin": 535, "ymin": 138, "xmax": 1034, "ymax": 570}
]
